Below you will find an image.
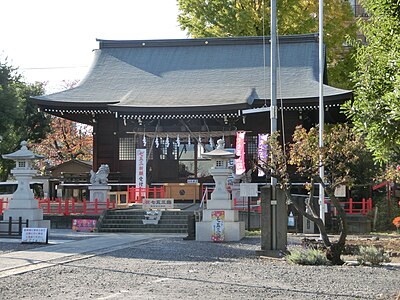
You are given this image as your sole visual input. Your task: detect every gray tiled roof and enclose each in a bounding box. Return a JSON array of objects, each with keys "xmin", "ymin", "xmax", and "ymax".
[{"xmin": 32, "ymin": 34, "xmax": 352, "ymax": 111}]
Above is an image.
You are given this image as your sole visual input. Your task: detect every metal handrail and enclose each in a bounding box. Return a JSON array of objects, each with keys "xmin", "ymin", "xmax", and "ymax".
[{"xmin": 199, "ymin": 187, "xmax": 208, "ymax": 209}]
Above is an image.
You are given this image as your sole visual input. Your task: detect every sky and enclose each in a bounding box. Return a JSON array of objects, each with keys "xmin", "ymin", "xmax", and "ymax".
[{"xmin": 1, "ymin": 0, "xmax": 187, "ymax": 93}]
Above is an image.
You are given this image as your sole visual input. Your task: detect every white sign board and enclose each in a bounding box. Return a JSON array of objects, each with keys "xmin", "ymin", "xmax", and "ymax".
[
  {"xmin": 135, "ymin": 149, "xmax": 147, "ymax": 189},
  {"xmin": 240, "ymin": 183, "xmax": 258, "ymax": 197},
  {"xmin": 334, "ymin": 185, "xmax": 346, "ymax": 198},
  {"xmin": 22, "ymin": 228, "xmax": 48, "ymax": 244},
  {"xmin": 142, "ymin": 198, "xmax": 174, "ymax": 210}
]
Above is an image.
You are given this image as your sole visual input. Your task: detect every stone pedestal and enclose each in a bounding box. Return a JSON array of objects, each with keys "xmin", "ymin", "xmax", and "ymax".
[
  {"xmin": 1, "ymin": 141, "xmax": 50, "ymax": 231},
  {"xmin": 196, "ymin": 209, "xmax": 245, "ymax": 241},
  {"xmin": 89, "ymin": 185, "xmax": 111, "ymax": 202},
  {"xmin": 196, "ymin": 140, "xmax": 245, "ymax": 242}
]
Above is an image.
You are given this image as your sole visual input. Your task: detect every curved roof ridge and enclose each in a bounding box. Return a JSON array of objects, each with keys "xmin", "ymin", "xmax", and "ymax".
[
  {"xmin": 31, "ymin": 34, "xmax": 352, "ymax": 113},
  {"xmin": 97, "ymin": 33, "xmax": 319, "ymax": 49}
]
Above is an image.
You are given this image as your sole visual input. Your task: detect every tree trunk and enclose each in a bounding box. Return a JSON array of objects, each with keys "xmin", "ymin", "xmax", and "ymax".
[
  {"xmin": 327, "ymin": 242, "xmax": 345, "ymax": 265},
  {"xmin": 317, "ymin": 179, "xmax": 348, "ymax": 265},
  {"xmin": 284, "ymin": 182, "xmax": 348, "ymax": 265}
]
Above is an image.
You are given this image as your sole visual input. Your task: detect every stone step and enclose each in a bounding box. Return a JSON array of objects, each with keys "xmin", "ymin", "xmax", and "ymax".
[
  {"xmin": 106, "ymin": 210, "xmax": 191, "ymax": 215},
  {"xmin": 97, "ymin": 208, "xmax": 192, "ymax": 234},
  {"xmin": 100, "ymin": 223, "xmax": 187, "ymax": 229},
  {"xmin": 99, "ymin": 229, "xmax": 187, "ymax": 234},
  {"xmin": 102, "ymin": 219, "xmax": 187, "ymax": 224},
  {"xmin": 103, "ymin": 214, "xmax": 188, "ymax": 219}
]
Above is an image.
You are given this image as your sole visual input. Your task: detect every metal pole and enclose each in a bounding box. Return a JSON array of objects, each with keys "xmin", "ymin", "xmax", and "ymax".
[
  {"xmin": 319, "ymin": 0, "xmax": 325, "ymax": 230},
  {"xmin": 247, "ymin": 196, "xmax": 251, "ymax": 230},
  {"xmin": 270, "ymin": 0, "xmax": 278, "ymax": 250}
]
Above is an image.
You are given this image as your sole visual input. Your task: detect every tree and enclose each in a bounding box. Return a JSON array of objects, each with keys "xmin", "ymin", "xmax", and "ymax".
[
  {"xmin": 343, "ymin": 0, "xmax": 400, "ymax": 163},
  {"xmin": 30, "ymin": 80, "xmax": 92, "ymax": 171},
  {"xmin": 177, "ymin": 0, "xmax": 357, "ymax": 89},
  {"xmin": 30, "ymin": 117, "xmax": 93, "ymax": 171},
  {"xmin": 0, "ymin": 58, "xmax": 51, "ymax": 181},
  {"xmin": 259, "ymin": 124, "xmax": 378, "ymax": 264}
]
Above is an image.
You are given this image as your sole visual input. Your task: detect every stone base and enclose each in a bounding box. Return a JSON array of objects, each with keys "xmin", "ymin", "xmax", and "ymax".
[
  {"xmin": 206, "ymin": 199, "xmax": 233, "ymax": 210},
  {"xmin": 196, "ymin": 220, "xmax": 245, "ymax": 241},
  {"xmin": 255, "ymin": 249, "xmax": 285, "ymax": 258},
  {"xmin": 89, "ymin": 185, "xmax": 111, "ymax": 202},
  {"xmin": 0, "ymin": 218, "xmax": 50, "ymax": 234},
  {"xmin": 4, "ymin": 208, "xmax": 43, "ymax": 221},
  {"xmin": 27, "ymin": 220, "xmax": 51, "ymax": 230},
  {"xmin": 7, "ymin": 199, "xmax": 38, "ymax": 210}
]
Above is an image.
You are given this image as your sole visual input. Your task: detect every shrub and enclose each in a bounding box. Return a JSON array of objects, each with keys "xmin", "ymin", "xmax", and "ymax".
[
  {"xmin": 286, "ymin": 248, "xmax": 328, "ymax": 265},
  {"xmin": 393, "ymin": 216, "xmax": 400, "ymax": 233},
  {"xmin": 245, "ymin": 230, "xmax": 261, "ymax": 236},
  {"xmin": 373, "ymin": 193, "xmax": 400, "ymax": 231},
  {"xmin": 356, "ymin": 246, "xmax": 390, "ymax": 266}
]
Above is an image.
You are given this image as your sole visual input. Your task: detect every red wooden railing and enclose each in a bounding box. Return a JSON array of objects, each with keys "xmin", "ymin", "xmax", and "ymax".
[
  {"xmin": 35, "ymin": 198, "xmax": 116, "ymax": 215},
  {"xmin": 127, "ymin": 186, "xmax": 165, "ymax": 203},
  {"xmin": 329, "ymin": 197, "xmax": 373, "ymax": 216},
  {"xmin": 201, "ymin": 185, "xmax": 261, "ymax": 212},
  {"xmin": 1, "ymin": 194, "xmax": 373, "ymax": 216},
  {"xmin": 0, "ymin": 198, "xmax": 116, "ymax": 215},
  {"xmin": 233, "ymin": 196, "xmax": 261, "ymax": 212}
]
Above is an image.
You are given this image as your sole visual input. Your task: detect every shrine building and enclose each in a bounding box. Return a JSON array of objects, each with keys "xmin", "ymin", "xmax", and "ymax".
[{"xmin": 31, "ymin": 34, "xmax": 352, "ymax": 186}]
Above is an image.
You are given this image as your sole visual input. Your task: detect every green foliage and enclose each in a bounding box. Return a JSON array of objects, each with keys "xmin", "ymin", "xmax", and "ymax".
[
  {"xmin": 344, "ymin": 0, "xmax": 400, "ymax": 163},
  {"xmin": 177, "ymin": 0, "xmax": 357, "ymax": 88},
  {"xmin": 245, "ymin": 229, "xmax": 261, "ymax": 236},
  {"xmin": 356, "ymin": 246, "xmax": 390, "ymax": 266},
  {"xmin": 288, "ymin": 124, "xmax": 378, "ymax": 189},
  {"xmin": 0, "ymin": 58, "xmax": 51, "ymax": 180},
  {"xmin": 373, "ymin": 192, "xmax": 400, "ymax": 231},
  {"xmin": 286, "ymin": 248, "xmax": 328, "ymax": 265},
  {"xmin": 259, "ymin": 124, "xmax": 379, "ymax": 264},
  {"xmin": 258, "ymin": 124, "xmax": 378, "ymax": 196}
]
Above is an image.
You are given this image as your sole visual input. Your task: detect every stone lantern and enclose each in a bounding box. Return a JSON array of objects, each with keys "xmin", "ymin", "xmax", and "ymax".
[
  {"xmin": 196, "ymin": 139, "xmax": 245, "ymax": 241},
  {"xmin": 2, "ymin": 141, "xmax": 50, "ymax": 229}
]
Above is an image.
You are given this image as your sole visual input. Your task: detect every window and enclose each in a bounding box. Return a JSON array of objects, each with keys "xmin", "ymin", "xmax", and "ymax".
[
  {"xmin": 119, "ymin": 138, "xmax": 135, "ymax": 160},
  {"xmin": 245, "ymin": 135, "xmax": 259, "ymax": 162}
]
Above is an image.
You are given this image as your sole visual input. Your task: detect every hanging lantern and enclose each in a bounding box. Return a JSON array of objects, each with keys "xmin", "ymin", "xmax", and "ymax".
[
  {"xmin": 155, "ymin": 136, "xmax": 159, "ymax": 148},
  {"xmin": 176, "ymin": 134, "xmax": 180, "ymax": 147}
]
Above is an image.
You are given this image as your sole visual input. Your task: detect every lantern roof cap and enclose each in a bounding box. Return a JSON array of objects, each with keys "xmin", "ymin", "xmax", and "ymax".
[
  {"xmin": 2, "ymin": 141, "xmax": 44, "ymax": 160},
  {"xmin": 202, "ymin": 139, "xmax": 238, "ymax": 159}
]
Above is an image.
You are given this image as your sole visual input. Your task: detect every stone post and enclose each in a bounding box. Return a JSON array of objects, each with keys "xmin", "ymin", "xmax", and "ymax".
[
  {"xmin": 1, "ymin": 141, "xmax": 50, "ymax": 230},
  {"xmin": 259, "ymin": 184, "xmax": 287, "ymax": 255}
]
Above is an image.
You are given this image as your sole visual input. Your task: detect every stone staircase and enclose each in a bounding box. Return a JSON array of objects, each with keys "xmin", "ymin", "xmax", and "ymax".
[{"xmin": 97, "ymin": 209, "xmax": 191, "ymax": 233}]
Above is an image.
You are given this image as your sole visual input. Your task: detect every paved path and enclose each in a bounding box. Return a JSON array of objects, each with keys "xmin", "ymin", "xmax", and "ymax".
[{"xmin": 0, "ymin": 230, "xmax": 183, "ymax": 278}]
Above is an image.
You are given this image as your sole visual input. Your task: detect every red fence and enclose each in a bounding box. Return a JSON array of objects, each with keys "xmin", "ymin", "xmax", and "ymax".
[
  {"xmin": 329, "ymin": 198, "xmax": 373, "ymax": 215},
  {"xmin": 0, "ymin": 194, "xmax": 374, "ymax": 216},
  {"xmin": 0, "ymin": 197, "xmax": 116, "ymax": 215},
  {"xmin": 127, "ymin": 186, "xmax": 165, "ymax": 203}
]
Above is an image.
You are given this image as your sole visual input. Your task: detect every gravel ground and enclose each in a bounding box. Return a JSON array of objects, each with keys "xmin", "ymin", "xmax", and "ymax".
[{"xmin": 0, "ymin": 236, "xmax": 399, "ymax": 300}]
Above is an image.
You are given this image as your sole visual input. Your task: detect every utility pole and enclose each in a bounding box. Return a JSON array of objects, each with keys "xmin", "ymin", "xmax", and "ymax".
[
  {"xmin": 319, "ymin": 0, "xmax": 325, "ymax": 233},
  {"xmin": 270, "ymin": 0, "xmax": 278, "ymax": 250}
]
